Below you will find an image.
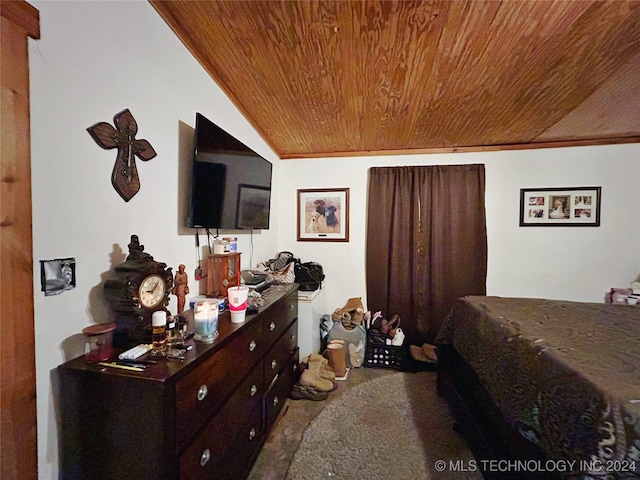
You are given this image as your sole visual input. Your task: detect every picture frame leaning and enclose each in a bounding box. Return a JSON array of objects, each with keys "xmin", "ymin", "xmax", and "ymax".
[
  {"xmin": 297, "ymin": 188, "xmax": 350, "ymax": 241},
  {"xmin": 519, "ymin": 186, "xmax": 601, "ymax": 227}
]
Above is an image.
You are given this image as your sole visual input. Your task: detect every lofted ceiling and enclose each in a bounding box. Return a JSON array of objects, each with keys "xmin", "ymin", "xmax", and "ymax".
[{"xmin": 150, "ymin": 0, "xmax": 640, "ymax": 159}]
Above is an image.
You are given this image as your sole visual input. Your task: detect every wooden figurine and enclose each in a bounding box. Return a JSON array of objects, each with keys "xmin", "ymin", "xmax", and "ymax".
[{"xmin": 172, "ymin": 264, "xmax": 189, "ymax": 314}]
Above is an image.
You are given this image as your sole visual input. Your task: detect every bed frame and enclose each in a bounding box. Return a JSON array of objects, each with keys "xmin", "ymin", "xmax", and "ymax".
[
  {"xmin": 435, "ymin": 296, "xmax": 640, "ymax": 480},
  {"xmin": 436, "ymin": 343, "xmax": 560, "ymax": 480}
]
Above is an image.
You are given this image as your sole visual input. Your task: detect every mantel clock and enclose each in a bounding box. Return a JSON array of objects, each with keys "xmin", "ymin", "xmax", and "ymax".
[{"xmin": 104, "ymin": 234, "xmax": 173, "ymax": 345}]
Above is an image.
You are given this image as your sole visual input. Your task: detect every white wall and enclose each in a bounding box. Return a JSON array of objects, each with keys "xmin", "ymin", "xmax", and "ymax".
[
  {"xmin": 278, "ymin": 145, "xmax": 640, "ymax": 312},
  {"xmin": 29, "ymin": 2, "xmax": 280, "ymax": 478},
  {"xmin": 29, "ymin": 1, "xmax": 640, "ymax": 479}
]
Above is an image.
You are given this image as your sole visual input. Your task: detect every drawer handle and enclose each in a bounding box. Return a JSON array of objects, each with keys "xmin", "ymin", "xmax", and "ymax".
[
  {"xmin": 291, "ymin": 334, "xmax": 296, "ymax": 342},
  {"xmin": 250, "ymin": 384, "xmax": 258, "ymax": 396},
  {"xmin": 249, "ymin": 428, "xmax": 256, "ymax": 440},
  {"xmin": 197, "ymin": 385, "xmax": 208, "ymax": 401},
  {"xmin": 273, "ymin": 396, "xmax": 279, "ymax": 407},
  {"xmin": 249, "ymin": 340, "xmax": 256, "ymax": 352},
  {"xmin": 200, "ymin": 448, "xmax": 211, "ymax": 467},
  {"xmin": 271, "ymin": 359, "xmax": 277, "ymax": 370},
  {"xmin": 290, "ymin": 304, "xmax": 295, "ymax": 311},
  {"xmin": 269, "ymin": 321, "xmax": 276, "ymax": 331}
]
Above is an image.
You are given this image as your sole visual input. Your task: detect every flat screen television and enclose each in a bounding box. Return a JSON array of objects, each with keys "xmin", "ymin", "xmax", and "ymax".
[{"xmin": 187, "ymin": 113, "xmax": 272, "ymax": 229}]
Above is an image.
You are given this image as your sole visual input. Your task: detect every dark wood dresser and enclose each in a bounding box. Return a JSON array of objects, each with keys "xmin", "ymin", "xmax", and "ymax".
[{"xmin": 58, "ymin": 284, "xmax": 299, "ymax": 480}]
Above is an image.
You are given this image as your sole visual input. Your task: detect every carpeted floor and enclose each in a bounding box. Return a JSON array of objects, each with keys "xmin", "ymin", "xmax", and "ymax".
[{"xmin": 284, "ymin": 371, "xmax": 482, "ymax": 480}]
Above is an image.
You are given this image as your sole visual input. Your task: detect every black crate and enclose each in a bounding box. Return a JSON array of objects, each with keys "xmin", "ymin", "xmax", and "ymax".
[{"xmin": 364, "ymin": 339, "xmax": 406, "ymax": 369}]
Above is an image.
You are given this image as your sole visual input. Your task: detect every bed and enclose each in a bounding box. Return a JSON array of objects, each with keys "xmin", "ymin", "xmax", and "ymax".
[{"xmin": 435, "ymin": 296, "xmax": 640, "ymax": 480}]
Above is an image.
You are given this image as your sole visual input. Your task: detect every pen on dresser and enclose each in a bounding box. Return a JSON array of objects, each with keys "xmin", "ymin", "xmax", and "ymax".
[
  {"xmin": 115, "ymin": 361, "xmax": 150, "ymax": 369},
  {"xmin": 117, "ymin": 359, "xmax": 157, "ymax": 365},
  {"xmin": 97, "ymin": 362, "xmax": 145, "ymax": 372}
]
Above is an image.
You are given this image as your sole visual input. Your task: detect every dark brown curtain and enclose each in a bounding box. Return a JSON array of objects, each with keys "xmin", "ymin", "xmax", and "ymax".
[{"xmin": 366, "ymin": 164, "xmax": 487, "ymax": 345}]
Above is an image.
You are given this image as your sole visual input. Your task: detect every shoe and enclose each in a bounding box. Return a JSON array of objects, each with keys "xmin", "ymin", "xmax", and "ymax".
[
  {"xmin": 369, "ymin": 311, "xmax": 383, "ymax": 332},
  {"xmin": 387, "ymin": 314, "xmax": 401, "ymax": 335},
  {"xmin": 349, "ymin": 341, "xmax": 364, "ymax": 368},
  {"xmin": 308, "ymin": 353, "xmax": 328, "ymax": 365},
  {"xmin": 367, "ymin": 330, "xmax": 386, "ymax": 344},
  {"xmin": 319, "ymin": 368, "xmax": 336, "ymax": 380},
  {"xmin": 290, "ymin": 384, "xmax": 329, "ymax": 401},
  {"xmin": 300, "ymin": 360, "xmax": 335, "ymax": 391},
  {"xmin": 341, "ymin": 311, "xmax": 353, "ymax": 329},
  {"xmin": 301, "ymin": 354, "xmax": 335, "ymax": 378},
  {"xmin": 363, "ymin": 310, "xmax": 372, "ymax": 329},
  {"xmin": 326, "ymin": 343, "xmax": 347, "ymax": 377},
  {"xmin": 327, "ymin": 340, "xmax": 346, "ymax": 360},
  {"xmin": 391, "ymin": 327, "xmax": 405, "ymax": 346},
  {"xmin": 409, "ymin": 343, "xmax": 438, "ymax": 363},
  {"xmin": 380, "ymin": 317, "xmax": 390, "ymax": 335},
  {"xmin": 341, "ymin": 297, "xmax": 364, "ymax": 313},
  {"xmin": 421, "ymin": 343, "xmax": 438, "ymax": 362},
  {"xmin": 352, "ymin": 307, "xmax": 364, "ymax": 326},
  {"xmin": 308, "ymin": 353, "xmax": 335, "ymax": 380}
]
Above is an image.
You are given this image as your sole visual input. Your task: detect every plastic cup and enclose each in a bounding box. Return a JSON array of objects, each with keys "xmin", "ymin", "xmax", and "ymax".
[
  {"xmin": 228, "ymin": 286, "xmax": 249, "ymax": 323},
  {"xmin": 194, "ymin": 299, "xmax": 219, "ymax": 343}
]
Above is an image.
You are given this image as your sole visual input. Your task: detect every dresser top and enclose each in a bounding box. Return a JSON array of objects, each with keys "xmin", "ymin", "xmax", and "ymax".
[{"xmin": 59, "ymin": 284, "xmax": 298, "ymax": 383}]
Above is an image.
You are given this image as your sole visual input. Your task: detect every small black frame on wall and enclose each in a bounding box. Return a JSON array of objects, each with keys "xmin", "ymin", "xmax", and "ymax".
[
  {"xmin": 40, "ymin": 257, "xmax": 76, "ymax": 295},
  {"xmin": 519, "ymin": 186, "xmax": 601, "ymax": 227}
]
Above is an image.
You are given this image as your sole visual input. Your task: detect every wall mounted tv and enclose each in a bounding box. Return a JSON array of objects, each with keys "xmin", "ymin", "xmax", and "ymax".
[{"xmin": 187, "ymin": 113, "xmax": 272, "ymax": 230}]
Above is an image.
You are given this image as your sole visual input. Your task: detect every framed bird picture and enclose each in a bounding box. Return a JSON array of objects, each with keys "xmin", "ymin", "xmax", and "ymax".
[{"xmin": 297, "ymin": 188, "xmax": 349, "ymax": 242}]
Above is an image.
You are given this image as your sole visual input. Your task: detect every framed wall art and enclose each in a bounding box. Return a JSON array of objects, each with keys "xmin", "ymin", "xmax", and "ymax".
[
  {"xmin": 297, "ymin": 188, "xmax": 349, "ymax": 241},
  {"xmin": 40, "ymin": 257, "xmax": 76, "ymax": 296},
  {"xmin": 519, "ymin": 186, "xmax": 601, "ymax": 227}
]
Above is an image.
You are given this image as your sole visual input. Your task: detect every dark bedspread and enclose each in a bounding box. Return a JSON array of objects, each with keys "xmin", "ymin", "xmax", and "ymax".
[{"xmin": 436, "ymin": 296, "xmax": 640, "ymax": 479}]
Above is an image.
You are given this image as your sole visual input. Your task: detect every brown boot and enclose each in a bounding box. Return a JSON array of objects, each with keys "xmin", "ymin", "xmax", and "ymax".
[
  {"xmin": 326, "ymin": 343, "xmax": 347, "ymax": 377},
  {"xmin": 299, "ymin": 360, "xmax": 335, "ymax": 392},
  {"xmin": 341, "ymin": 311, "xmax": 353, "ymax": 329},
  {"xmin": 352, "ymin": 307, "xmax": 365, "ymax": 325},
  {"xmin": 308, "ymin": 354, "xmax": 336, "ymax": 380},
  {"xmin": 309, "ymin": 353, "xmax": 329, "ymax": 366},
  {"xmin": 341, "ymin": 297, "xmax": 364, "ymax": 313}
]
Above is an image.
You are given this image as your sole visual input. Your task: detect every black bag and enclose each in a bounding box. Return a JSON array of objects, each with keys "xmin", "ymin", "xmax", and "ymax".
[{"xmin": 294, "ymin": 261, "xmax": 325, "ymax": 291}]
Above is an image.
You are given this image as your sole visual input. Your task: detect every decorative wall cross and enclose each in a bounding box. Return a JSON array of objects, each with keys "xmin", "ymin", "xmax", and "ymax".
[{"xmin": 87, "ymin": 109, "xmax": 157, "ymax": 202}]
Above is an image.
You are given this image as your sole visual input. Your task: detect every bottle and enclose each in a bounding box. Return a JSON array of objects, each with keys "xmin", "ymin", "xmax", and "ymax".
[
  {"xmin": 166, "ymin": 316, "xmax": 177, "ymax": 347},
  {"xmin": 175, "ymin": 314, "xmax": 188, "ymax": 347},
  {"xmin": 151, "ymin": 311, "xmax": 167, "ymax": 353}
]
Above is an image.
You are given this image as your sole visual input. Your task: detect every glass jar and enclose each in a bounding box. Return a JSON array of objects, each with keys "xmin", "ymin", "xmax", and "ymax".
[{"xmin": 82, "ymin": 323, "xmax": 116, "ymax": 362}]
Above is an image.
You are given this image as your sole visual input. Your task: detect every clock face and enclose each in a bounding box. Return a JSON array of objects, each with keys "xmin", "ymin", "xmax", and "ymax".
[{"xmin": 138, "ymin": 274, "xmax": 166, "ymax": 309}]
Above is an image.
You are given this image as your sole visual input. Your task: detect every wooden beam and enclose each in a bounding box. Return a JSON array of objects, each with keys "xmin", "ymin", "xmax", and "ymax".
[
  {"xmin": 279, "ymin": 136, "xmax": 640, "ymax": 159},
  {"xmin": 0, "ymin": 1, "xmax": 40, "ymax": 39},
  {"xmin": 1, "ymin": 2, "xmax": 39, "ymax": 479}
]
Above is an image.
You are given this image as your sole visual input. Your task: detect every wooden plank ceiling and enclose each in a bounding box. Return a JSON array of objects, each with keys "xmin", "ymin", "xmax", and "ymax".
[{"xmin": 150, "ymin": 0, "xmax": 640, "ymax": 159}]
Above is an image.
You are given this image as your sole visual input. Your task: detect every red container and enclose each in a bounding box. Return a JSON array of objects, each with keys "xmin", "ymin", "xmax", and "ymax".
[{"xmin": 82, "ymin": 323, "xmax": 116, "ymax": 362}]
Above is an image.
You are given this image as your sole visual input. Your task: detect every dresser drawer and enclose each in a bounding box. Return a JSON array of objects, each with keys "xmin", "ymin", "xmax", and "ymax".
[
  {"xmin": 186, "ymin": 407, "xmax": 264, "ymax": 480},
  {"xmin": 179, "ymin": 366, "xmax": 263, "ymax": 479},
  {"xmin": 264, "ymin": 320, "xmax": 298, "ymax": 389},
  {"xmin": 262, "ymin": 291, "xmax": 297, "ymax": 347},
  {"xmin": 264, "ymin": 349, "xmax": 300, "ymax": 431},
  {"xmin": 175, "ymin": 319, "xmax": 264, "ymax": 451}
]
